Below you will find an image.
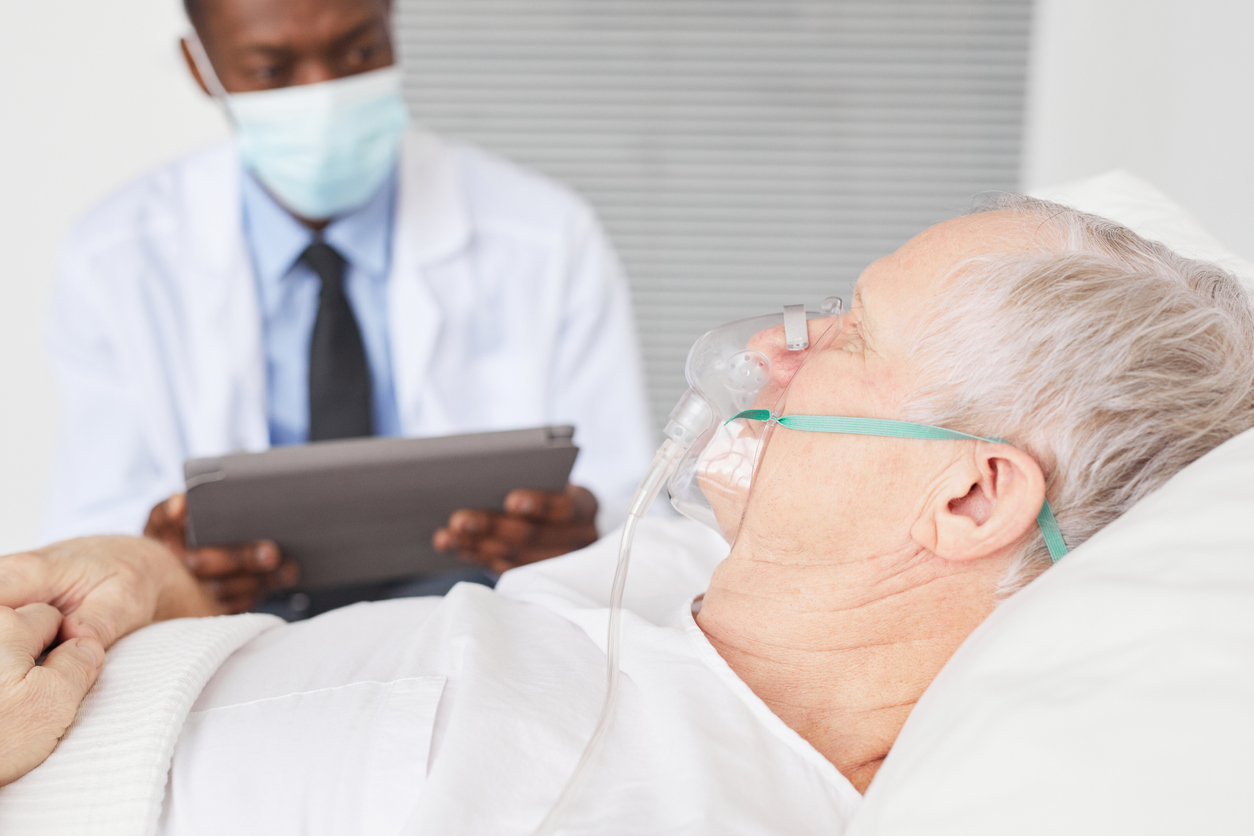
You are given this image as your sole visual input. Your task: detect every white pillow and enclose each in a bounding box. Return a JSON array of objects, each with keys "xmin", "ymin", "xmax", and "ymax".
[
  {"xmin": 846, "ymin": 172, "xmax": 1254, "ymax": 836},
  {"xmin": 1030, "ymin": 169, "xmax": 1254, "ymax": 286}
]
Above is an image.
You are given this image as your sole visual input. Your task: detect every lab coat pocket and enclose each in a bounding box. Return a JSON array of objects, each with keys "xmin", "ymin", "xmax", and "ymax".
[{"xmin": 163, "ymin": 676, "xmax": 446, "ymax": 836}]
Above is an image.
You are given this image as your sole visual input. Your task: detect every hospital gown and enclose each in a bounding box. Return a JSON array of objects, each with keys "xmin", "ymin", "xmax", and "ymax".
[{"xmin": 156, "ymin": 519, "xmax": 863, "ymax": 834}]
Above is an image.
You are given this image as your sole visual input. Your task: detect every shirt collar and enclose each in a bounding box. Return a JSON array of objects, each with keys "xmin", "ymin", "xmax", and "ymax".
[
  {"xmin": 323, "ymin": 166, "xmax": 397, "ymax": 281},
  {"xmin": 240, "ymin": 165, "xmax": 398, "ymax": 289},
  {"xmin": 240, "ymin": 170, "xmax": 312, "ymax": 290}
]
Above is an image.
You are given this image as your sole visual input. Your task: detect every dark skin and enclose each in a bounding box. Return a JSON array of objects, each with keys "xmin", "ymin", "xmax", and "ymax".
[
  {"xmin": 161, "ymin": 0, "xmax": 601, "ymax": 611},
  {"xmin": 432, "ymin": 485, "xmax": 600, "ymax": 575},
  {"xmin": 181, "ymin": 0, "xmax": 396, "ymax": 229}
]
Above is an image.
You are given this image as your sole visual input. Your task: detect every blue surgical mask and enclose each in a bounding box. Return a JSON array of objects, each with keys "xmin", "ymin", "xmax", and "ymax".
[{"xmin": 185, "ymin": 35, "xmax": 409, "ymax": 219}]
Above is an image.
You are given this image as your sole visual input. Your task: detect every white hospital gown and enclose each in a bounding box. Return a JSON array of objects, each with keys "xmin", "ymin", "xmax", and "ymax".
[{"xmin": 157, "ymin": 519, "xmax": 862, "ymax": 834}]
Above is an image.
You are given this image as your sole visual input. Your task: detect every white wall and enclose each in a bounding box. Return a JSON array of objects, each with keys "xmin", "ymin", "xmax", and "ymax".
[
  {"xmin": 0, "ymin": 2, "xmax": 228, "ymax": 553},
  {"xmin": 1022, "ymin": 0, "xmax": 1254, "ymax": 260}
]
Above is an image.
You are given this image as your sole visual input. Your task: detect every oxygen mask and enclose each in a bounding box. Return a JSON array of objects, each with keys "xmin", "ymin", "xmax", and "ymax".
[{"xmin": 664, "ymin": 298, "xmax": 845, "ymax": 541}]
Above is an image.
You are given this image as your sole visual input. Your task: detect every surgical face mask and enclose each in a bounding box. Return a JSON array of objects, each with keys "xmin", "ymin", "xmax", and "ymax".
[{"xmin": 186, "ymin": 35, "xmax": 409, "ymax": 220}]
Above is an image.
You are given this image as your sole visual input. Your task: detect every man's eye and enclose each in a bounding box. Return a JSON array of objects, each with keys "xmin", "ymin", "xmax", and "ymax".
[
  {"xmin": 839, "ymin": 321, "xmax": 864, "ymax": 349},
  {"xmin": 254, "ymin": 65, "xmax": 286, "ymax": 82},
  {"xmin": 347, "ymin": 45, "xmax": 377, "ymax": 65}
]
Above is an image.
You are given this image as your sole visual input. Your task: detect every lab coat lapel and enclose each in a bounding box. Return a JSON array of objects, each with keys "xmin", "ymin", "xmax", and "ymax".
[
  {"xmin": 390, "ymin": 131, "xmax": 471, "ymax": 432},
  {"xmin": 179, "ymin": 145, "xmax": 270, "ymax": 456}
]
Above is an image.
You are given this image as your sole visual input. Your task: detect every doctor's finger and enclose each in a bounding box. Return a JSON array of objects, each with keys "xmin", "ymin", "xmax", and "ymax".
[
  {"xmin": 203, "ymin": 573, "xmax": 264, "ymax": 602},
  {"xmin": 185, "ymin": 542, "xmax": 280, "ymax": 578},
  {"xmin": 445, "ymin": 509, "xmax": 496, "ymax": 537},
  {"xmin": 437, "ymin": 519, "xmax": 539, "ymax": 550},
  {"xmin": 477, "ymin": 540, "xmax": 568, "ymax": 570},
  {"xmin": 216, "ymin": 593, "xmax": 260, "ymax": 615},
  {"xmin": 262, "ymin": 561, "xmax": 301, "ymax": 592},
  {"xmin": 438, "ymin": 536, "xmax": 511, "ymax": 572},
  {"xmin": 143, "ymin": 495, "xmax": 187, "ymax": 540},
  {"xmin": 454, "ymin": 541, "xmax": 518, "ymax": 575},
  {"xmin": 481, "ymin": 515, "xmax": 597, "ymax": 549},
  {"xmin": 504, "ymin": 485, "xmax": 598, "ymax": 524}
]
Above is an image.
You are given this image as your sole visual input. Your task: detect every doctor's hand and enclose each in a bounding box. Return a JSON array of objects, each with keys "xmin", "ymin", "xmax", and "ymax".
[
  {"xmin": 433, "ymin": 483, "xmax": 599, "ymax": 574},
  {"xmin": 144, "ymin": 495, "xmax": 299, "ymax": 614},
  {"xmin": 0, "ymin": 604, "xmax": 103, "ymax": 786}
]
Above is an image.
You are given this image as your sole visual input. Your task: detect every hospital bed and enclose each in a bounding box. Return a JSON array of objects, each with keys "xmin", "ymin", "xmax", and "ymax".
[{"xmin": 3, "ymin": 171, "xmax": 1253, "ymax": 835}]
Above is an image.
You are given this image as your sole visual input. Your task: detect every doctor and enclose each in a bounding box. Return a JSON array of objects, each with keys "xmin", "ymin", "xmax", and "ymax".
[{"xmin": 42, "ymin": 0, "xmax": 654, "ymax": 612}]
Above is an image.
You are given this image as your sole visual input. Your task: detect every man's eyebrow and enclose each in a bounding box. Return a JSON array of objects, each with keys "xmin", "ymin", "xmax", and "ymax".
[
  {"xmin": 238, "ymin": 44, "xmax": 291, "ymax": 56},
  {"xmin": 332, "ymin": 19, "xmax": 387, "ymax": 51},
  {"xmin": 237, "ymin": 20, "xmax": 383, "ymax": 57}
]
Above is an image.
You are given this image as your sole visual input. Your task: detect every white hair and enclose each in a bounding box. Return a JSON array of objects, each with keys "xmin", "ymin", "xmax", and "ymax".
[{"xmin": 901, "ymin": 195, "xmax": 1254, "ymax": 595}]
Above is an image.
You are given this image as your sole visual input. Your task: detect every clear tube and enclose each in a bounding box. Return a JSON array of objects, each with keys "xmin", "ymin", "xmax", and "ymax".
[{"xmin": 530, "ymin": 437, "xmax": 686, "ymax": 836}]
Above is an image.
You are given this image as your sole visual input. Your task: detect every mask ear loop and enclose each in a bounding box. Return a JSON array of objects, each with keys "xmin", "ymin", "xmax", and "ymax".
[
  {"xmin": 730, "ymin": 410, "xmax": 1069, "ymax": 562},
  {"xmin": 184, "ymin": 31, "xmax": 238, "ymax": 127}
]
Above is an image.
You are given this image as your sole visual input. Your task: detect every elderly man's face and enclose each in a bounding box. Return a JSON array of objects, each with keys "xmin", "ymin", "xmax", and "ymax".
[
  {"xmin": 188, "ymin": 0, "xmax": 394, "ymax": 93},
  {"xmin": 723, "ymin": 211, "xmax": 1040, "ymax": 555}
]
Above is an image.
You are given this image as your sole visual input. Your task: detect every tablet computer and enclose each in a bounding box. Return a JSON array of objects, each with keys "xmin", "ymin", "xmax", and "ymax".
[{"xmin": 184, "ymin": 426, "xmax": 578, "ymax": 591}]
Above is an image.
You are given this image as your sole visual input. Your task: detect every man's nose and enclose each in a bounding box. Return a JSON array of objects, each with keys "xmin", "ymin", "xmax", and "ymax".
[
  {"xmin": 746, "ymin": 315, "xmax": 842, "ymax": 391},
  {"xmin": 292, "ymin": 60, "xmax": 342, "ymax": 87}
]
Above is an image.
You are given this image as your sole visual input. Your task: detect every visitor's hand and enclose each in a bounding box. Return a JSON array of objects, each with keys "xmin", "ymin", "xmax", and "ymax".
[
  {"xmin": 0, "ymin": 535, "xmax": 217, "ymax": 651},
  {"xmin": 0, "ymin": 603, "xmax": 103, "ymax": 786},
  {"xmin": 433, "ymin": 484, "xmax": 600, "ymax": 574},
  {"xmin": 145, "ymin": 494, "xmax": 299, "ymax": 613},
  {"xmin": 0, "ymin": 535, "xmax": 229, "ymax": 787}
]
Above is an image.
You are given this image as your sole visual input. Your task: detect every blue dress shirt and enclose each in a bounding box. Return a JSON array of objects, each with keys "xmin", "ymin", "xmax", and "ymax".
[{"xmin": 240, "ymin": 168, "xmax": 402, "ymax": 446}]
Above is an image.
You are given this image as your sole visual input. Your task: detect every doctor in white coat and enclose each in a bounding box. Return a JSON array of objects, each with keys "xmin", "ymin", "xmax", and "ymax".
[{"xmin": 42, "ymin": 0, "xmax": 654, "ymax": 612}]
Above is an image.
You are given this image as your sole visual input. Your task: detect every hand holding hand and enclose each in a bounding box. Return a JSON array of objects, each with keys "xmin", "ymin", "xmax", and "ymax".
[
  {"xmin": 145, "ymin": 494, "xmax": 299, "ymax": 613},
  {"xmin": 0, "ymin": 535, "xmax": 217, "ymax": 651},
  {"xmin": 0, "ymin": 535, "xmax": 222, "ymax": 786},
  {"xmin": 433, "ymin": 484, "xmax": 599, "ymax": 574},
  {"xmin": 0, "ymin": 604, "xmax": 104, "ymax": 786}
]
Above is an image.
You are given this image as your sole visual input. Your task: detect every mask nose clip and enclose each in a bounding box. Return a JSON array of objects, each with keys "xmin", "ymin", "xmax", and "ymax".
[{"xmin": 783, "ymin": 304, "xmax": 808, "ymax": 351}]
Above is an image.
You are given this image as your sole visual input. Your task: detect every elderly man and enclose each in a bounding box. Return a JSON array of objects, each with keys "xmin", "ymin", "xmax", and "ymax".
[{"xmin": 4, "ymin": 198, "xmax": 1252, "ymax": 832}]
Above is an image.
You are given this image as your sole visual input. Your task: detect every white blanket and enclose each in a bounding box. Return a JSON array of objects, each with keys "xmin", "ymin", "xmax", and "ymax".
[{"xmin": 0, "ymin": 614, "xmax": 281, "ymax": 836}]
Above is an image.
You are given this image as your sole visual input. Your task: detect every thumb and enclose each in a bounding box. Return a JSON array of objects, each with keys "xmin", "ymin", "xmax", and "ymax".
[
  {"xmin": 36, "ymin": 636, "xmax": 104, "ymax": 707},
  {"xmin": 0, "ymin": 553, "xmax": 54, "ymax": 611}
]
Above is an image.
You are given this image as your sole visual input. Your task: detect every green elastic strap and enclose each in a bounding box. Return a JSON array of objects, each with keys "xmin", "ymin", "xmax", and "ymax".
[{"xmin": 729, "ymin": 409, "xmax": 1068, "ymax": 562}]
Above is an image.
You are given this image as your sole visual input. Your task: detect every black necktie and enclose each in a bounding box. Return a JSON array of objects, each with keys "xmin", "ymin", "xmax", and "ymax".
[{"xmin": 304, "ymin": 241, "xmax": 374, "ymax": 441}]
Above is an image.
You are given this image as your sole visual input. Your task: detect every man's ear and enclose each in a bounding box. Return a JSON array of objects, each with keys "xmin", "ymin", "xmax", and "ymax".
[
  {"xmin": 911, "ymin": 441, "xmax": 1046, "ymax": 562},
  {"xmin": 180, "ymin": 38, "xmax": 213, "ymax": 98}
]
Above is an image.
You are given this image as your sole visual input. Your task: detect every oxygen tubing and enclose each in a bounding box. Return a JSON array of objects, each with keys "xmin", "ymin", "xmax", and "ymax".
[{"xmin": 530, "ymin": 437, "xmax": 687, "ymax": 835}]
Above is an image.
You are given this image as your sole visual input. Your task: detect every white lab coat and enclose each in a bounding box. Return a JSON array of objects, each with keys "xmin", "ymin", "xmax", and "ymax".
[{"xmin": 42, "ymin": 130, "xmax": 655, "ymax": 542}]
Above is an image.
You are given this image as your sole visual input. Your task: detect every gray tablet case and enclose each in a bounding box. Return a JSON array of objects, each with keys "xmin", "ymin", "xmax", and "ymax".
[{"xmin": 184, "ymin": 426, "xmax": 578, "ymax": 591}]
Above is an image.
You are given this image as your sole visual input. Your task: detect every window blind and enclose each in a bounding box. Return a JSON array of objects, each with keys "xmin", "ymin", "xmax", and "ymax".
[{"xmin": 396, "ymin": 0, "xmax": 1032, "ymax": 427}]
